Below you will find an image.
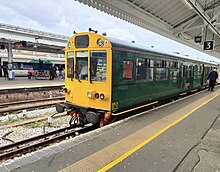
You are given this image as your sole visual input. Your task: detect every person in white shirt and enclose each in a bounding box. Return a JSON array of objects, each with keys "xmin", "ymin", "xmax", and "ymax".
[{"xmin": 80, "ymin": 63, "xmax": 88, "ymax": 80}]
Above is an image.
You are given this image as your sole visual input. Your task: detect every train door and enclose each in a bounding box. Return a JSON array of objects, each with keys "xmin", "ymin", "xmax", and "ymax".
[
  {"xmin": 182, "ymin": 64, "xmax": 190, "ymax": 90},
  {"xmin": 191, "ymin": 65, "xmax": 195, "ymax": 87},
  {"xmin": 185, "ymin": 65, "xmax": 193, "ymax": 89},
  {"xmin": 182, "ymin": 64, "xmax": 186, "ymax": 89},
  {"xmin": 0, "ymin": 58, "xmax": 2, "ymax": 77},
  {"xmin": 201, "ymin": 64, "xmax": 205, "ymax": 85},
  {"xmin": 68, "ymin": 50, "xmax": 110, "ymax": 111}
]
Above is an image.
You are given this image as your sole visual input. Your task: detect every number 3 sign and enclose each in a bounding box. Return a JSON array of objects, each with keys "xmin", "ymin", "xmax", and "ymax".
[{"xmin": 204, "ymin": 41, "xmax": 214, "ymax": 50}]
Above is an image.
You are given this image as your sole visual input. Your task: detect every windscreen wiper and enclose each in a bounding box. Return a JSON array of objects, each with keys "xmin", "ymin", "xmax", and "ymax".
[
  {"xmin": 89, "ymin": 68, "xmax": 92, "ymax": 83},
  {"xmin": 74, "ymin": 70, "xmax": 81, "ymax": 82}
]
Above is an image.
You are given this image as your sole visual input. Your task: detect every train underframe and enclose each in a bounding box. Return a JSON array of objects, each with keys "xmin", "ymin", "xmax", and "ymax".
[{"xmin": 56, "ymin": 102, "xmax": 111, "ymax": 127}]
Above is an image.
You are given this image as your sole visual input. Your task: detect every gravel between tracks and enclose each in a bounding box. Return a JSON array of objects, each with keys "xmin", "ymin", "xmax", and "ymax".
[{"xmin": 0, "ymin": 107, "xmax": 70, "ymax": 147}]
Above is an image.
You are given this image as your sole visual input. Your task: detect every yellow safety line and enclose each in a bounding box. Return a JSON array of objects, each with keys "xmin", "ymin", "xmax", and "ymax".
[
  {"xmin": 98, "ymin": 92, "xmax": 220, "ymax": 172},
  {"xmin": 112, "ymin": 101, "xmax": 158, "ymax": 116}
]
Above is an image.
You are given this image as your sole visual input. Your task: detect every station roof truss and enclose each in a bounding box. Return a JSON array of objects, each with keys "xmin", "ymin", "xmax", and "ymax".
[
  {"xmin": 0, "ymin": 23, "xmax": 69, "ymax": 54},
  {"xmin": 76, "ymin": 0, "xmax": 220, "ymax": 59}
]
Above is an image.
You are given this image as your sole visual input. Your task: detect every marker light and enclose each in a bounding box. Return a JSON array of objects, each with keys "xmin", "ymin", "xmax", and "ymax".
[
  {"xmin": 97, "ymin": 38, "xmax": 104, "ymax": 47},
  {"xmin": 100, "ymin": 93, "xmax": 105, "ymax": 100},
  {"xmin": 95, "ymin": 93, "xmax": 99, "ymax": 99}
]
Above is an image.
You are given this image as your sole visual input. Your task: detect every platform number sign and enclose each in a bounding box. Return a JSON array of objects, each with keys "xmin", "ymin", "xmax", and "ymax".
[{"xmin": 204, "ymin": 41, "xmax": 214, "ymax": 50}]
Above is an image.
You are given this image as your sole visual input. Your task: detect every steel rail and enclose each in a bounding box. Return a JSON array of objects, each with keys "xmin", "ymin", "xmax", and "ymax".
[
  {"xmin": 0, "ymin": 97, "xmax": 64, "ymax": 107},
  {"xmin": 0, "ymin": 97, "xmax": 64, "ymax": 115},
  {"xmin": 0, "ymin": 124, "xmax": 97, "ymax": 161}
]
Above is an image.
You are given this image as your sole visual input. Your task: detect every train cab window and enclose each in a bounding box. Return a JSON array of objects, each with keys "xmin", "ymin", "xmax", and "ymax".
[
  {"xmin": 136, "ymin": 58, "xmax": 154, "ymax": 81},
  {"xmin": 75, "ymin": 35, "xmax": 89, "ymax": 48},
  {"xmin": 90, "ymin": 50, "xmax": 107, "ymax": 82},
  {"xmin": 123, "ymin": 60, "xmax": 133, "ymax": 80},
  {"xmin": 67, "ymin": 52, "xmax": 74, "ymax": 78},
  {"xmin": 76, "ymin": 51, "xmax": 88, "ymax": 81}
]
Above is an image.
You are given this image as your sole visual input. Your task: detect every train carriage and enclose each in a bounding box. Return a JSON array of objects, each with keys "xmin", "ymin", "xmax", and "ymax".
[
  {"xmin": 0, "ymin": 54, "xmax": 64, "ymax": 77},
  {"xmin": 56, "ymin": 30, "xmax": 217, "ymax": 126}
]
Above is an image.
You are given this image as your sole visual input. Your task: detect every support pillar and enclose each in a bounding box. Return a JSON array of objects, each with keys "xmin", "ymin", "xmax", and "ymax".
[{"xmin": 7, "ymin": 43, "xmax": 14, "ymax": 80}]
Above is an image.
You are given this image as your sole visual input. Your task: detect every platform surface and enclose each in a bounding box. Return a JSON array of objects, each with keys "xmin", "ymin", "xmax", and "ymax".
[{"xmin": 1, "ymin": 86, "xmax": 220, "ymax": 172}]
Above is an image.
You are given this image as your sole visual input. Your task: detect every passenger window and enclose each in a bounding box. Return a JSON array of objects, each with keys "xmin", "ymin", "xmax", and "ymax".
[
  {"xmin": 156, "ymin": 60, "xmax": 169, "ymax": 80},
  {"xmin": 170, "ymin": 62, "xmax": 180, "ymax": 80},
  {"xmin": 67, "ymin": 52, "xmax": 74, "ymax": 78},
  {"xmin": 123, "ymin": 60, "xmax": 133, "ymax": 80},
  {"xmin": 90, "ymin": 51, "xmax": 107, "ymax": 82},
  {"xmin": 136, "ymin": 58, "xmax": 154, "ymax": 81}
]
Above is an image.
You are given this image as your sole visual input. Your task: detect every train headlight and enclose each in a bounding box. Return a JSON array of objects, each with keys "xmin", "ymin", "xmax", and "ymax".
[
  {"xmin": 100, "ymin": 93, "xmax": 105, "ymax": 100},
  {"xmin": 87, "ymin": 90, "xmax": 95, "ymax": 99},
  {"xmin": 87, "ymin": 91, "xmax": 92, "ymax": 98},
  {"xmin": 97, "ymin": 38, "xmax": 104, "ymax": 47}
]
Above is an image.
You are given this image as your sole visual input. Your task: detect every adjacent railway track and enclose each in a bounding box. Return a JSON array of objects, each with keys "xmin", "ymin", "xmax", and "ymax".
[
  {"xmin": 0, "ymin": 124, "xmax": 98, "ymax": 162},
  {"xmin": 0, "ymin": 97, "xmax": 64, "ymax": 115}
]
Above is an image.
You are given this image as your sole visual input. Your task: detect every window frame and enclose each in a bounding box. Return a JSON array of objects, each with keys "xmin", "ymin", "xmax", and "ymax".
[
  {"xmin": 67, "ymin": 51, "xmax": 74, "ymax": 79},
  {"xmin": 155, "ymin": 59, "xmax": 169, "ymax": 81},
  {"xmin": 122, "ymin": 60, "xmax": 134, "ymax": 80},
  {"xmin": 136, "ymin": 57, "xmax": 154, "ymax": 82},
  {"xmin": 90, "ymin": 50, "xmax": 107, "ymax": 82}
]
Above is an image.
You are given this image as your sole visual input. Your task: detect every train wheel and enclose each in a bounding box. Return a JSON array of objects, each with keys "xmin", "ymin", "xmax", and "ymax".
[{"xmin": 86, "ymin": 111, "xmax": 99, "ymax": 124}]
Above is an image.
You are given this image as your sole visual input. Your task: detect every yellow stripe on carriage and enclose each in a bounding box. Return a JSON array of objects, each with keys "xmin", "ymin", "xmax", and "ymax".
[{"xmin": 112, "ymin": 101, "xmax": 158, "ymax": 116}]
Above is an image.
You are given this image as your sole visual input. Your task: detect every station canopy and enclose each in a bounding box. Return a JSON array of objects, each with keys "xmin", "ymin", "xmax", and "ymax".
[{"xmin": 76, "ymin": 0, "xmax": 220, "ymax": 60}]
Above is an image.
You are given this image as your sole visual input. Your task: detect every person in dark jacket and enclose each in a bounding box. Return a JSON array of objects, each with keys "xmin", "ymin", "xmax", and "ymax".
[
  {"xmin": 207, "ymin": 68, "xmax": 218, "ymax": 91},
  {"xmin": 49, "ymin": 65, "xmax": 55, "ymax": 80},
  {"xmin": 2, "ymin": 65, "xmax": 8, "ymax": 79}
]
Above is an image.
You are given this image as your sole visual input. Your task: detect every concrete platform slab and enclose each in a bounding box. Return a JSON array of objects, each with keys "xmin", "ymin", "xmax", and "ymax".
[{"xmin": 0, "ymin": 77, "xmax": 64, "ymax": 90}]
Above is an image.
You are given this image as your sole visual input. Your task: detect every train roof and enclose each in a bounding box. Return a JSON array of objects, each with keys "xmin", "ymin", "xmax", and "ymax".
[{"xmin": 107, "ymin": 36, "xmax": 217, "ymax": 65}]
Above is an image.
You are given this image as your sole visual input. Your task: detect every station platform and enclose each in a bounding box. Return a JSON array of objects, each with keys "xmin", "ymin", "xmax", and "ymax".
[
  {"xmin": 1, "ymin": 86, "xmax": 220, "ymax": 172},
  {"xmin": 0, "ymin": 77, "xmax": 64, "ymax": 90}
]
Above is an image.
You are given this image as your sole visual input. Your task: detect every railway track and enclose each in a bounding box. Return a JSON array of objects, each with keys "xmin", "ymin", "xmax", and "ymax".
[
  {"xmin": 0, "ymin": 124, "xmax": 98, "ymax": 161},
  {"xmin": 0, "ymin": 97, "xmax": 64, "ymax": 115}
]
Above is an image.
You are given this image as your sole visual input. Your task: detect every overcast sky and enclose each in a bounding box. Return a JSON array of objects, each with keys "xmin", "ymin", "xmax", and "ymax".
[{"xmin": 0, "ymin": 0, "xmax": 219, "ymax": 63}]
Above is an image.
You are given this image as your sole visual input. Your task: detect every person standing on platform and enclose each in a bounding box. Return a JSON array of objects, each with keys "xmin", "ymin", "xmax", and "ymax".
[
  {"xmin": 49, "ymin": 65, "xmax": 55, "ymax": 80},
  {"xmin": 207, "ymin": 68, "xmax": 218, "ymax": 91},
  {"xmin": 61, "ymin": 67, "xmax": 65, "ymax": 81},
  {"xmin": 2, "ymin": 65, "xmax": 8, "ymax": 79}
]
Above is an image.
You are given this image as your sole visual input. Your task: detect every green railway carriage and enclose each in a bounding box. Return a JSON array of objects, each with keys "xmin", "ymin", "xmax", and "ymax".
[
  {"xmin": 111, "ymin": 42, "xmax": 212, "ymax": 114},
  {"xmin": 56, "ymin": 31, "xmax": 217, "ymax": 127}
]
